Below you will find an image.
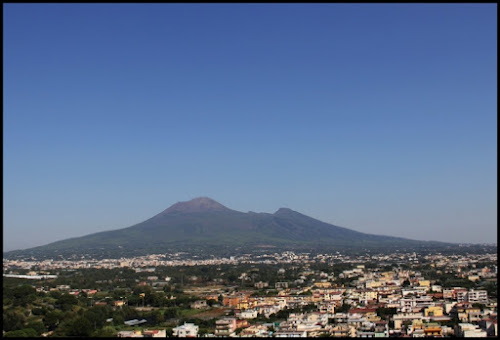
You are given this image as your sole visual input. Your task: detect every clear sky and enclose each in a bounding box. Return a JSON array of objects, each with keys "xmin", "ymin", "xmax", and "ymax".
[{"xmin": 3, "ymin": 4, "xmax": 497, "ymax": 251}]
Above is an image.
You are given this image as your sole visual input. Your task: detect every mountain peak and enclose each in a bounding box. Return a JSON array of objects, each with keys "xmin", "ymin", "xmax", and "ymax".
[
  {"xmin": 162, "ymin": 197, "xmax": 231, "ymax": 214},
  {"xmin": 274, "ymin": 207, "xmax": 298, "ymax": 215}
]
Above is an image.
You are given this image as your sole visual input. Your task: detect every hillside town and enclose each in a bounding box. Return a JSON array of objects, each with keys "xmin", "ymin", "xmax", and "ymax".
[{"xmin": 3, "ymin": 249, "xmax": 497, "ymax": 337}]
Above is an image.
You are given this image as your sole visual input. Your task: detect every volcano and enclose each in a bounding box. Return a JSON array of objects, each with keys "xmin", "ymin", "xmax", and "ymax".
[{"xmin": 4, "ymin": 197, "xmax": 448, "ymax": 258}]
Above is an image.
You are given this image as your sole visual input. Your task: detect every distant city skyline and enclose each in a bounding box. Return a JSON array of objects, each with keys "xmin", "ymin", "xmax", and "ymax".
[{"xmin": 4, "ymin": 3, "xmax": 497, "ymax": 251}]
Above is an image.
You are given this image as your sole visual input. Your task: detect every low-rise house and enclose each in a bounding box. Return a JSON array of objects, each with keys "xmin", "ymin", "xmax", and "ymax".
[
  {"xmin": 114, "ymin": 300, "xmax": 125, "ymax": 307},
  {"xmin": 348, "ymin": 308, "xmax": 377, "ymax": 319},
  {"xmin": 441, "ymin": 325, "xmax": 455, "ymax": 336},
  {"xmin": 318, "ymin": 301, "xmax": 336, "ymax": 314},
  {"xmin": 456, "ymin": 323, "xmax": 487, "ymax": 337},
  {"xmin": 190, "ymin": 300, "xmax": 208, "ymax": 309},
  {"xmin": 457, "ymin": 306, "xmax": 481, "ymax": 323},
  {"xmin": 56, "ymin": 285, "xmax": 70, "ymax": 290},
  {"xmin": 423, "ymin": 323, "xmax": 442, "ymax": 337},
  {"xmin": 296, "ymin": 322, "xmax": 323, "ymax": 337},
  {"xmin": 255, "ymin": 281, "xmax": 269, "ymax": 289},
  {"xmin": 257, "ymin": 304, "xmax": 281, "ymax": 318},
  {"xmin": 330, "ymin": 324, "xmax": 356, "ymax": 337},
  {"xmin": 239, "ymin": 324, "xmax": 270, "ymax": 337},
  {"xmin": 275, "ymin": 282, "xmax": 289, "ymax": 289},
  {"xmin": 331, "ymin": 312, "xmax": 348, "ymax": 324},
  {"xmin": 117, "ymin": 330, "xmax": 143, "ymax": 337},
  {"xmin": 274, "ymin": 330, "xmax": 307, "ymax": 337},
  {"xmin": 314, "ymin": 282, "xmax": 331, "ymax": 289},
  {"xmin": 172, "ymin": 323, "xmax": 199, "ymax": 337},
  {"xmin": 304, "ymin": 311, "xmax": 328, "ymax": 326},
  {"xmin": 392, "ymin": 313, "xmax": 424, "ymax": 330},
  {"xmin": 142, "ymin": 329, "xmax": 166, "ymax": 338},
  {"xmin": 239, "ymin": 309, "xmax": 258, "ymax": 319},
  {"xmin": 236, "ymin": 319, "xmax": 250, "ymax": 330},
  {"xmin": 424, "ymin": 305, "xmax": 443, "ymax": 317}
]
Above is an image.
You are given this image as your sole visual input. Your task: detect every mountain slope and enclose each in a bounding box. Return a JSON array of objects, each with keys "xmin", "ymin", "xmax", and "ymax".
[{"xmin": 4, "ymin": 197, "xmax": 445, "ymax": 257}]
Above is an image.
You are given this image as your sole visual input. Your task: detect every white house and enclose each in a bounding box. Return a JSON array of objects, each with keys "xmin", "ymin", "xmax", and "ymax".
[
  {"xmin": 240, "ymin": 309, "xmax": 258, "ymax": 319},
  {"xmin": 173, "ymin": 323, "xmax": 199, "ymax": 337},
  {"xmin": 456, "ymin": 323, "xmax": 487, "ymax": 337}
]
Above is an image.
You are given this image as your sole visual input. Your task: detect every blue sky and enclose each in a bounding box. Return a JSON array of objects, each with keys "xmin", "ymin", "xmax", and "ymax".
[{"xmin": 4, "ymin": 4, "xmax": 497, "ymax": 251}]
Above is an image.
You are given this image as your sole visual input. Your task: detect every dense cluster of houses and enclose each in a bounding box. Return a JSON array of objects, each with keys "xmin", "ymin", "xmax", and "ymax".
[{"xmin": 116, "ymin": 264, "xmax": 497, "ymax": 337}]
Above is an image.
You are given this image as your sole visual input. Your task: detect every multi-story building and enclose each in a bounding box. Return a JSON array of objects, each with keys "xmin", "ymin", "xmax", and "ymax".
[
  {"xmin": 457, "ymin": 290, "xmax": 469, "ymax": 303},
  {"xmin": 215, "ymin": 317, "xmax": 237, "ymax": 336},
  {"xmin": 467, "ymin": 289, "xmax": 488, "ymax": 303}
]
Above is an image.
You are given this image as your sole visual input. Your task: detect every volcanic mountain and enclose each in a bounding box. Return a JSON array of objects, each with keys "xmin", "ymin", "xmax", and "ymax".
[{"xmin": 4, "ymin": 197, "xmax": 446, "ymax": 258}]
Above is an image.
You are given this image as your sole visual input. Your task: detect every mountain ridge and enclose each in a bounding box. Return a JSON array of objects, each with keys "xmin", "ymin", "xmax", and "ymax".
[{"xmin": 4, "ymin": 197, "xmax": 450, "ymax": 258}]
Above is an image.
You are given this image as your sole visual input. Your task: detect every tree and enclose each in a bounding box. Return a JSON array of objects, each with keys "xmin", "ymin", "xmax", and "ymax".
[
  {"xmin": 376, "ymin": 307, "xmax": 397, "ymax": 319},
  {"xmin": 3, "ymin": 310, "xmax": 26, "ymax": 332},
  {"xmin": 57, "ymin": 293, "xmax": 78, "ymax": 311},
  {"xmin": 31, "ymin": 307, "xmax": 47, "ymax": 316},
  {"xmin": 336, "ymin": 303, "xmax": 351, "ymax": 313},
  {"xmin": 11, "ymin": 285, "xmax": 37, "ymax": 307},
  {"xmin": 4, "ymin": 330, "xmax": 29, "ymax": 337},
  {"xmin": 21, "ymin": 328, "xmax": 38, "ymax": 337},
  {"xmin": 483, "ymin": 281, "xmax": 497, "ymax": 298},
  {"xmin": 26, "ymin": 321, "xmax": 46, "ymax": 335},
  {"xmin": 112, "ymin": 313, "xmax": 124, "ymax": 326},
  {"xmin": 85, "ymin": 306, "xmax": 110, "ymax": 330},
  {"xmin": 165, "ymin": 328, "xmax": 173, "ymax": 337},
  {"xmin": 127, "ymin": 294, "xmax": 140, "ymax": 306},
  {"xmin": 164, "ymin": 307, "xmax": 179, "ymax": 319},
  {"xmin": 94, "ymin": 326, "xmax": 117, "ymax": 337},
  {"xmin": 151, "ymin": 310, "xmax": 165, "ymax": 324},
  {"xmin": 67, "ymin": 317, "xmax": 93, "ymax": 337},
  {"xmin": 49, "ymin": 291, "xmax": 62, "ymax": 299},
  {"xmin": 4, "ymin": 327, "xmax": 38, "ymax": 337},
  {"xmin": 44, "ymin": 310, "xmax": 63, "ymax": 330}
]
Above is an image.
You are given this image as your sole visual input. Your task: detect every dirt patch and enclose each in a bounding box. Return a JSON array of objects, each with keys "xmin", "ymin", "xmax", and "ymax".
[{"xmin": 190, "ymin": 308, "xmax": 231, "ymax": 320}]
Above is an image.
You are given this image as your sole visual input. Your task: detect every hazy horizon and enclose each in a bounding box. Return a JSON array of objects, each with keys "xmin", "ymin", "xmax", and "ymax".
[{"xmin": 4, "ymin": 4, "xmax": 497, "ymax": 252}]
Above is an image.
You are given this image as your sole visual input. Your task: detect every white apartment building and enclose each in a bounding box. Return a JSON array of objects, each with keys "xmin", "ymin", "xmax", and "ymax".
[{"xmin": 467, "ymin": 289, "xmax": 488, "ymax": 303}]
